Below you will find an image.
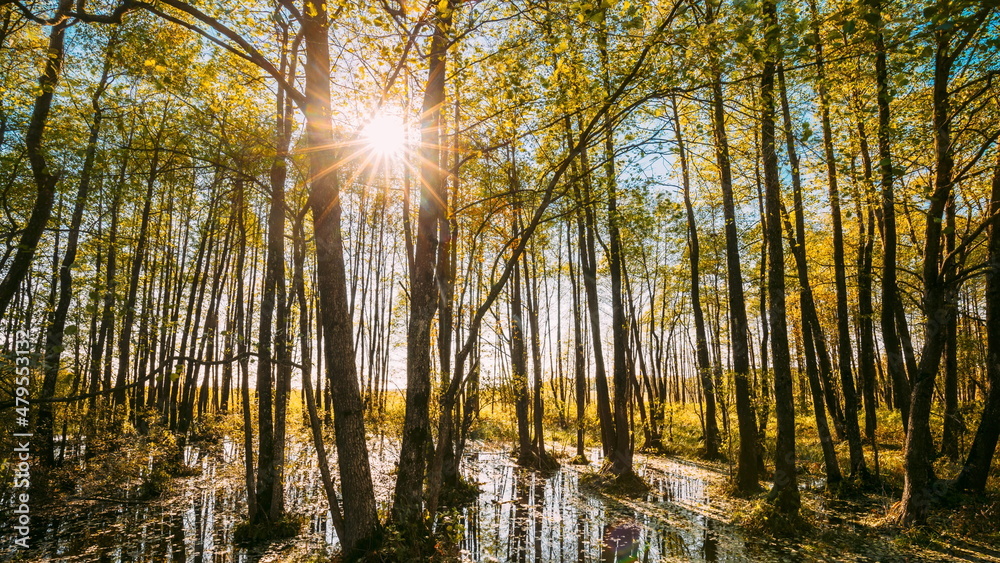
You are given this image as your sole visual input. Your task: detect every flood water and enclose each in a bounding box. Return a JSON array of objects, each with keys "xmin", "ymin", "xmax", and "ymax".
[
  {"xmin": 1, "ymin": 438, "xmax": 912, "ymax": 562},
  {"xmin": 458, "ymin": 451, "xmax": 747, "ymax": 562}
]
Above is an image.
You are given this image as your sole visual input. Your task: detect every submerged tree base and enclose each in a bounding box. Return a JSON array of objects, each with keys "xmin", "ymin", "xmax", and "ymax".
[
  {"xmin": 233, "ymin": 515, "xmax": 305, "ymax": 545},
  {"xmin": 736, "ymin": 498, "xmax": 813, "ymax": 538},
  {"xmin": 439, "ymin": 474, "xmax": 481, "ymax": 508},
  {"xmin": 515, "ymin": 447, "xmax": 561, "ymax": 472},
  {"xmin": 582, "ymin": 467, "xmax": 651, "ymax": 498}
]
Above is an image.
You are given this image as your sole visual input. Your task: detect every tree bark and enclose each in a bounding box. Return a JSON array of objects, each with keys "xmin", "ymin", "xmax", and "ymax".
[
  {"xmin": 0, "ymin": 0, "xmax": 72, "ymax": 321},
  {"xmin": 941, "ymin": 193, "xmax": 962, "ymax": 460},
  {"xmin": 578, "ymin": 129, "xmax": 615, "ymax": 458},
  {"xmin": 896, "ymin": 8, "xmax": 990, "ymax": 523},
  {"xmin": 710, "ymin": 68, "xmax": 759, "ymax": 492},
  {"xmin": 761, "ymin": 0, "xmax": 799, "ymax": 514},
  {"xmin": 38, "ymin": 51, "xmax": 111, "ymax": 465},
  {"xmin": 303, "ymin": 0, "xmax": 381, "ymax": 551},
  {"xmin": 855, "ymin": 114, "xmax": 880, "ymax": 445},
  {"xmin": 672, "ymin": 95, "xmax": 720, "ymax": 459},
  {"xmin": 393, "ymin": 0, "xmax": 451, "ymax": 527},
  {"xmin": 810, "ymin": 3, "xmax": 868, "ymax": 477},
  {"xmin": 776, "ymin": 65, "xmax": 842, "ymax": 485},
  {"xmin": 568, "ymin": 214, "xmax": 588, "ymax": 461},
  {"xmin": 873, "ymin": 0, "xmax": 911, "ymax": 430},
  {"xmin": 114, "ymin": 135, "xmax": 161, "ymax": 407},
  {"xmin": 954, "ymin": 151, "xmax": 1000, "ymax": 492}
]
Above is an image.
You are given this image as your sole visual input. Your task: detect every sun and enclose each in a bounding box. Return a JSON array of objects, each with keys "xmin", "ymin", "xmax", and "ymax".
[{"xmin": 361, "ymin": 114, "xmax": 406, "ymax": 157}]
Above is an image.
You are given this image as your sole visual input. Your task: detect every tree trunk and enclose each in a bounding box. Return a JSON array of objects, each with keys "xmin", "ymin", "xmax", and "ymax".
[
  {"xmin": 393, "ymin": 0, "xmax": 450, "ymax": 527},
  {"xmin": 605, "ymin": 121, "xmax": 633, "ymax": 479},
  {"xmin": 711, "ymin": 68, "xmax": 759, "ymax": 492},
  {"xmin": 761, "ymin": 1, "xmax": 799, "ymax": 513},
  {"xmin": 855, "ymin": 114, "xmax": 880, "ymax": 446},
  {"xmin": 672, "ymin": 95, "xmax": 720, "ymax": 459},
  {"xmin": 511, "ymin": 246, "xmax": 533, "ymax": 465},
  {"xmin": 941, "ymin": 193, "xmax": 962, "ymax": 461},
  {"xmin": 114, "ymin": 139, "xmax": 161, "ymax": 407},
  {"xmin": 303, "ymin": 0, "xmax": 381, "ymax": 551},
  {"xmin": 38, "ymin": 54, "xmax": 110, "ymax": 465},
  {"xmin": 568, "ymin": 216, "xmax": 588, "ymax": 462},
  {"xmin": 525, "ymin": 247, "xmax": 551, "ymax": 466},
  {"xmin": 810, "ymin": 3, "xmax": 868, "ymax": 477},
  {"xmin": 295, "ymin": 213, "xmax": 346, "ymax": 540},
  {"xmin": 234, "ymin": 179, "xmax": 256, "ymax": 522},
  {"xmin": 873, "ymin": 0, "xmax": 911, "ymax": 430},
  {"xmin": 954, "ymin": 152, "xmax": 1000, "ymax": 492},
  {"xmin": 776, "ymin": 64, "xmax": 842, "ymax": 485},
  {"xmin": 0, "ymin": 0, "xmax": 72, "ymax": 321},
  {"xmin": 578, "ymin": 131, "xmax": 615, "ymax": 458},
  {"xmin": 896, "ymin": 13, "xmax": 986, "ymax": 523}
]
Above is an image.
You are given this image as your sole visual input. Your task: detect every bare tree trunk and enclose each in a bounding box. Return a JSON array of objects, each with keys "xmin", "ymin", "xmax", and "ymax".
[
  {"xmin": 511, "ymin": 241, "xmax": 533, "ymax": 465},
  {"xmin": 114, "ymin": 134, "xmax": 162, "ymax": 407},
  {"xmin": 941, "ymin": 193, "xmax": 962, "ymax": 460},
  {"xmin": 294, "ymin": 213, "xmax": 346, "ymax": 540},
  {"xmin": 896, "ymin": 9, "xmax": 991, "ymax": 523},
  {"xmin": 234, "ymin": 178, "xmax": 256, "ymax": 522},
  {"xmin": 599, "ymin": 25, "xmax": 634, "ymax": 480},
  {"xmin": 775, "ymin": 64, "xmax": 842, "ymax": 485},
  {"xmin": 873, "ymin": 0, "xmax": 910, "ymax": 430},
  {"xmin": 854, "ymin": 113, "xmax": 880, "ymax": 447},
  {"xmin": 568, "ymin": 216, "xmax": 588, "ymax": 462},
  {"xmin": 525, "ymin": 246, "xmax": 552, "ymax": 466},
  {"xmin": 577, "ymin": 132, "xmax": 615, "ymax": 458},
  {"xmin": 39, "ymin": 48, "xmax": 111, "ymax": 464}
]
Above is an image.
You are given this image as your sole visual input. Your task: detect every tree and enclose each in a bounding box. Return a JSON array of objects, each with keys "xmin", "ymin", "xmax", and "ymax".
[
  {"xmin": 954, "ymin": 152, "xmax": 1000, "ymax": 493},
  {"xmin": 761, "ymin": 0, "xmax": 799, "ymax": 516},
  {"xmin": 707, "ymin": 0, "xmax": 759, "ymax": 492},
  {"xmin": 0, "ymin": 0, "xmax": 72, "ymax": 324},
  {"xmin": 671, "ymin": 94, "xmax": 721, "ymax": 460},
  {"xmin": 895, "ymin": 1, "xmax": 995, "ymax": 526}
]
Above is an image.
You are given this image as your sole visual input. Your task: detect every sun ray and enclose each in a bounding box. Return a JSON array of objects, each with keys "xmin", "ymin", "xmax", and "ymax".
[{"xmin": 362, "ymin": 114, "xmax": 406, "ymax": 157}]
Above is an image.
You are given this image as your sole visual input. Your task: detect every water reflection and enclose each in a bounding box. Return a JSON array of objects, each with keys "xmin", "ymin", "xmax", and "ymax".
[
  {"xmin": 457, "ymin": 454, "xmax": 751, "ymax": 562},
  {"xmin": 10, "ymin": 441, "xmax": 768, "ymax": 562}
]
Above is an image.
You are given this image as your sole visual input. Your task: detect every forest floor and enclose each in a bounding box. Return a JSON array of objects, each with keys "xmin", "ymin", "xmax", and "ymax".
[{"xmin": 3, "ymin": 418, "xmax": 999, "ymax": 562}]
